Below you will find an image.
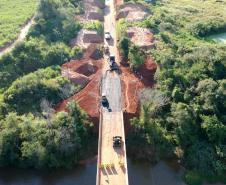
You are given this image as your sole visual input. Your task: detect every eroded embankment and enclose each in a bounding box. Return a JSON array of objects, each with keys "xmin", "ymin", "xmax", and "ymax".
[
  {"xmin": 120, "ymin": 57, "xmax": 157, "ymax": 135},
  {"xmin": 55, "ymin": 45, "xmax": 103, "ymax": 131}
]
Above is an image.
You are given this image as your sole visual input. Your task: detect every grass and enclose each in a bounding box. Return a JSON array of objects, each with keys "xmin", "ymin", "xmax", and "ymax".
[
  {"xmin": 159, "ymin": 0, "xmax": 226, "ymax": 33},
  {"xmin": 0, "ymin": 0, "xmax": 38, "ymax": 48},
  {"xmin": 160, "ymin": 0, "xmax": 226, "ymax": 22}
]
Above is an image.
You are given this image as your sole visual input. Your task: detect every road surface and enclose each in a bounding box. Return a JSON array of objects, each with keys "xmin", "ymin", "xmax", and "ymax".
[{"xmin": 96, "ymin": 0, "xmax": 129, "ymax": 184}]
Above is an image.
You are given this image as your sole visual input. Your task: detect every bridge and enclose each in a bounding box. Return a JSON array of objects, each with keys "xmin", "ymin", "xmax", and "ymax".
[{"xmin": 96, "ymin": 0, "xmax": 129, "ymax": 184}]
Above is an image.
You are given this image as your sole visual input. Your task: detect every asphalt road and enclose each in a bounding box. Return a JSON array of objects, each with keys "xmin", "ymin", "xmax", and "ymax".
[{"xmin": 101, "ymin": 72, "xmax": 122, "ymax": 112}]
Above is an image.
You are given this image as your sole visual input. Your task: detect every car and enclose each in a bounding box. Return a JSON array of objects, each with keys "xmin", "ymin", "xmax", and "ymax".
[
  {"xmin": 108, "ymin": 55, "xmax": 118, "ymax": 71},
  {"xmin": 109, "ymin": 55, "xmax": 115, "ymax": 63},
  {"xmin": 105, "ymin": 32, "xmax": 111, "ymax": 40},
  {"xmin": 113, "ymin": 136, "xmax": 122, "ymax": 148},
  {"xmin": 101, "ymin": 95, "xmax": 108, "ymax": 107}
]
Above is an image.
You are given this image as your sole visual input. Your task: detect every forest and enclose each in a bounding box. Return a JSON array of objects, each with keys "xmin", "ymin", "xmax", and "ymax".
[
  {"xmin": 0, "ymin": 0, "xmax": 94, "ymax": 169},
  {"xmin": 120, "ymin": 0, "xmax": 226, "ymax": 184},
  {"xmin": 121, "ymin": 0, "xmax": 226, "ymax": 184},
  {"xmin": 0, "ymin": 0, "xmax": 226, "ymax": 184}
]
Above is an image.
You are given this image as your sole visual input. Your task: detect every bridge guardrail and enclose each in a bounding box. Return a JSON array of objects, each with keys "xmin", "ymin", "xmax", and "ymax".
[{"xmin": 96, "ymin": 111, "xmax": 103, "ymax": 185}]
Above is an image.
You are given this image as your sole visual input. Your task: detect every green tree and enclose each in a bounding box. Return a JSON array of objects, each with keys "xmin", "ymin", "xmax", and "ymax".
[
  {"xmin": 119, "ymin": 37, "xmax": 130, "ymax": 59},
  {"xmin": 128, "ymin": 45, "xmax": 145, "ymax": 70}
]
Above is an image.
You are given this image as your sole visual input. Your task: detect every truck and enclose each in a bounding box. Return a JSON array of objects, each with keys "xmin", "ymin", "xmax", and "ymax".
[{"xmin": 108, "ymin": 55, "xmax": 118, "ymax": 71}]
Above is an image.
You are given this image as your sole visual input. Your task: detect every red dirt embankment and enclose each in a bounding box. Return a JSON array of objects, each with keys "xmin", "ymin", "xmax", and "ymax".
[
  {"xmin": 121, "ymin": 56, "xmax": 157, "ymax": 134},
  {"xmin": 55, "ymin": 45, "xmax": 103, "ymax": 132}
]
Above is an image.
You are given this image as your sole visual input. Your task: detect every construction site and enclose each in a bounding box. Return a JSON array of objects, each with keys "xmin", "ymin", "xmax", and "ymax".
[{"xmin": 55, "ymin": 0, "xmax": 156, "ymax": 184}]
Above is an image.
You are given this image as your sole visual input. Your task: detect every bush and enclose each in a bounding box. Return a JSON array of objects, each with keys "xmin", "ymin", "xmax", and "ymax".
[
  {"xmin": 128, "ymin": 45, "xmax": 145, "ymax": 70},
  {"xmin": 184, "ymin": 171, "xmax": 203, "ymax": 185},
  {"xmin": 29, "ymin": 0, "xmax": 81, "ymax": 43},
  {"xmin": 188, "ymin": 17, "xmax": 226, "ymax": 37},
  {"xmin": 116, "ymin": 19, "xmax": 128, "ymax": 38},
  {"xmin": 83, "ymin": 21, "xmax": 103, "ymax": 35},
  {"xmin": 119, "ymin": 36, "xmax": 130, "ymax": 59},
  {"xmin": 3, "ymin": 66, "xmax": 78, "ymax": 114},
  {"xmin": 0, "ymin": 101, "xmax": 93, "ymax": 169},
  {"xmin": 0, "ymin": 38, "xmax": 72, "ymax": 89}
]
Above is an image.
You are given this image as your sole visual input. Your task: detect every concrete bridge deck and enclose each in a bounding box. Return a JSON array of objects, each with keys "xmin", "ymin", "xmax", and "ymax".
[{"xmin": 96, "ymin": 110, "xmax": 128, "ymax": 185}]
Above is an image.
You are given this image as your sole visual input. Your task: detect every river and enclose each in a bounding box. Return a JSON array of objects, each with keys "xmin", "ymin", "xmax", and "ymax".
[
  {"xmin": 0, "ymin": 158, "xmax": 186, "ymax": 185},
  {"xmin": 208, "ymin": 32, "xmax": 226, "ymax": 44}
]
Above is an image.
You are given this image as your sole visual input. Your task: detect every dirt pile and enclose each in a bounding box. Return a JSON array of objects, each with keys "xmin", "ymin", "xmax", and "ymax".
[
  {"xmin": 56, "ymin": 45, "xmax": 103, "ymax": 130},
  {"xmin": 127, "ymin": 27, "xmax": 155, "ymax": 50},
  {"xmin": 76, "ymin": 0, "xmax": 104, "ymax": 22},
  {"xmin": 117, "ymin": 3, "xmax": 149, "ymax": 21},
  {"xmin": 62, "ymin": 69, "xmax": 90, "ymax": 88},
  {"xmin": 71, "ymin": 29, "xmax": 103, "ymax": 49}
]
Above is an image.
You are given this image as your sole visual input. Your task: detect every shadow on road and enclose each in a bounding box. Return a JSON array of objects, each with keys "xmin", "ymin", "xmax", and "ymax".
[
  {"xmin": 106, "ymin": 37, "xmax": 114, "ymax": 46},
  {"xmin": 101, "ymin": 168, "xmax": 108, "ymax": 176},
  {"xmin": 111, "ymin": 166, "xmax": 118, "ymax": 175},
  {"xmin": 106, "ymin": 167, "xmax": 113, "ymax": 175},
  {"xmin": 104, "ymin": 5, "xmax": 110, "ymax": 15}
]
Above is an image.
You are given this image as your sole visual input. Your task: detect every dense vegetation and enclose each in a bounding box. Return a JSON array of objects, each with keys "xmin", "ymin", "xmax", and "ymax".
[
  {"xmin": 0, "ymin": 38, "xmax": 73, "ymax": 90},
  {"xmin": 0, "ymin": 0, "xmax": 93, "ymax": 169},
  {"xmin": 3, "ymin": 67, "xmax": 78, "ymax": 114},
  {"xmin": 0, "ymin": 101, "xmax": 92, "ymax": 169},
  {"xmin": 0, "ymin": 0, "xmax": 37, "ymax": 48},
  {"xmin": 123, "ymin": 0, "xmax": 226, "ymax": 184},
  {"xmin": 29, "ymin": 0, "xmax": 81, "ymax": 43}
]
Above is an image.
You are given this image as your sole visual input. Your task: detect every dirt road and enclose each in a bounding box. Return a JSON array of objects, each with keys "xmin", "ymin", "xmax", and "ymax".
[{"xmin": 96, "ymin": 0, "xmax": 129, "ymax": 184}]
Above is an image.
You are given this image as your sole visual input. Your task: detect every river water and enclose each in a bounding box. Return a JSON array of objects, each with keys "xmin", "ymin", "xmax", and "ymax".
[
  {"xmin": 208, "ymin": 32, "xmax": 226, "ymax": 44},
  {"xmin": 0, "ymin": 158, "xmax": 186, "ymax": 185}
]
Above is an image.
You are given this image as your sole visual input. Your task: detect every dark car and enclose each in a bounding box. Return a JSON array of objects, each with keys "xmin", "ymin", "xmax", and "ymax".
[
  {"xmin": 113, "ymin": 136, "xmax": 122, "ymax": 148},
  {"xmin": 101, "ymin": 95, "xmax": 108, "ymax": 107},
  {"xmin": 108, "ymin": 55, "xmax": 118, "ymax": 71}
]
